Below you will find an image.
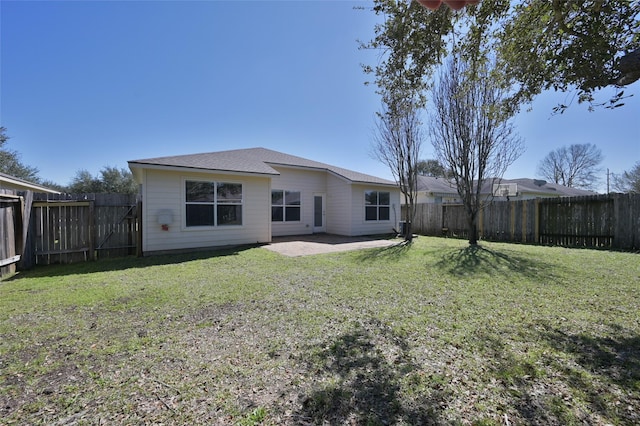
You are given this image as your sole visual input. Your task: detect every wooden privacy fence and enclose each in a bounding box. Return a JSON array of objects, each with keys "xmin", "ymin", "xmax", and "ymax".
[
  {"xmin": 0, "ymin": 190, "xmax": 26, "ymax": 278},
  {"xmin": 407, "ymin": 193, "xmax": 640, "ymax": 250},
  {"xmin": 20, "ymin": 193, "xmax": 140, "ymax": 268}
]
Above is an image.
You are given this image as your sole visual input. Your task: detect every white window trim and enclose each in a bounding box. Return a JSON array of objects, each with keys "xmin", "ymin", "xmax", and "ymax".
[
  {"xmin": 182, "ymin": 177, "xmax": 244, "ymax": 230},
  {"xmin": 271, "ymin": 189, "xmax": 302, "ymax": 223},
  {"xmin": 364, "ymin": 190, "xmax": 391, "ymax": 222}
]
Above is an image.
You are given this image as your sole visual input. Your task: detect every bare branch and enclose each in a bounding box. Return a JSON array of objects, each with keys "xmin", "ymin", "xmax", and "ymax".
[{"xmin": 428, "ymin": 55, "xmax": 524, "ymax": 244}]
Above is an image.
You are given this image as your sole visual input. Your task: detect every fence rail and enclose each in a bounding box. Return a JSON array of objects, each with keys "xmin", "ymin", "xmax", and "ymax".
[{"xmin": 407, "ymin": 193, "xmax": 640, "ymax": 250}]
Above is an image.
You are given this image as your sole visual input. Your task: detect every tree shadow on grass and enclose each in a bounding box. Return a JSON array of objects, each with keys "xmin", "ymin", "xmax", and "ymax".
[
  {"xmin": 356, "ymin": 240, "xmax": 413, "ymax": 261},
  {"xmin": 434, "ymin": 245, "xmax": 558, "ymax": 281},
  {"xmin": 473, "ymin": 330, "xmax": 567, "ymax": 424},
  {"xmin": 538, "ymin": 323, "xmax": 640, "ymax": 423},
  {"xmin": 296, "ymin": 319, "xmax": 449, "ymax": 425},
  {"xmin": 473, "ymin": 323, "xmax": 640, "ymax": 425},
  {"xmin": 7, "ymin": 244, "xmax": 257, "ymax": 279}
]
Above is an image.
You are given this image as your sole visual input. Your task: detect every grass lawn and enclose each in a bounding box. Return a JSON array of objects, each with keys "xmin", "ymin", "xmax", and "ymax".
[{"xmin": 1, "ymin": 237, "xmax": 639, "ymax": 425}]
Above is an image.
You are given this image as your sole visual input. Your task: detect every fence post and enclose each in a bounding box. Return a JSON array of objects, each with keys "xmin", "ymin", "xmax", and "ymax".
[
  {"xmin": 534, "ymin": 198, "xmax": 540, "ymax": 244},
  {"xmin": 510, "ymin": 202, "xmax": 516, "ymax": 240},
  {"xmin": 136, "ymin": 200, "xmax": 143, "ymax": 257},
  {"xmin": 88, "ymin": 200, "xmax": 96, "ymax": 261},
  {"xmin": 612, "ymin": 193, "xmax": 630, "ymax": 249},
  {"xmin": 521, "ymin": 201, "xmax": 527, "ymax": 243}
]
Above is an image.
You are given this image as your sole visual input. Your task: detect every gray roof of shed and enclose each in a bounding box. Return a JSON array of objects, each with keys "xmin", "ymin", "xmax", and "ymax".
[{"xmin": 129, "ymin": 147, "xmax": 396, "ymax": 186}]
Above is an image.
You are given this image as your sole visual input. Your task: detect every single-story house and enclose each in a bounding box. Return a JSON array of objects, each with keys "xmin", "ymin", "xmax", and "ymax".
[
  {"xmin": 128, "ymin": 147, "xmax": 400, "ymax": 255},
  {"xmin": 0, "ymin": 171, "xmax": 60, "ymax": 194},
  {"xmin": 415, "ymin": 176, "xmax": 460, "ymax": 204},
  {"xmin": 416, "ymin": 176, "xmax": 596, "ymax": 204}
]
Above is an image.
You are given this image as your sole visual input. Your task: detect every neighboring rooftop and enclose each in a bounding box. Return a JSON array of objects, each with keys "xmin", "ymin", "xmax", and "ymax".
[
  {"xmin": 416, "ymin": 175, "xmax": 458, "ymax": 194},
  {"xmin": 487, "ymin": 178, "xmax": 597, "ymax": 197},
  {"xmin": 0, "ymin": 172, "xmax": 60, "ymax": 194},
  {"xmin": 417, "ymin": 176, "xmax": 597, "ymax": 197},
  {"xmin": 129, "ymin": 147, "xmax": 396, "ymax": 186}
]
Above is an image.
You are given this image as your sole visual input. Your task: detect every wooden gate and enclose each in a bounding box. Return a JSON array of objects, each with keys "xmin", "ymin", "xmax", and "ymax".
[{"xmin": 25, "ymin": 193, "xmax": 138, "ymax": 266}]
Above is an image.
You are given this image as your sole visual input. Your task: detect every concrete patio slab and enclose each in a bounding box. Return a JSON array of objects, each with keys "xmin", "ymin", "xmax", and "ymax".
[{"xmin": 263, "ymin": 234, "xmax": 401, "ymax": 257}]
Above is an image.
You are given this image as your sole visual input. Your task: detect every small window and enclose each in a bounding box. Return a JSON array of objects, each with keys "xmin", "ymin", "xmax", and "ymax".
[
  {"xmin": 185, "ymin": 180, "xmax": 242, "ymax": 227},
  {"xmin": 272, "ymin": 190, "xmax": 301, "ymax": 222},
  {"xmin": 364, "ymin": 190, "xmax": 390, "ymax": 221}
]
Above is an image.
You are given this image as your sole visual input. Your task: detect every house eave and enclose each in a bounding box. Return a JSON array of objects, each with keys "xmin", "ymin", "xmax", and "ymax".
[
  {"xmin": 128, "ymin": 162, "xmax": 280, "ymax": 180},
  {"xmin": 0, "ymin": 177, "xmax": 60, "ymax": 194}
]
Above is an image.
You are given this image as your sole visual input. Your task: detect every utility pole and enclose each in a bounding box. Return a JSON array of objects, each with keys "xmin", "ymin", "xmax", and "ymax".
[{"xmin": 607, "ymin": 168, "xmax": 610, "ymax": 194}]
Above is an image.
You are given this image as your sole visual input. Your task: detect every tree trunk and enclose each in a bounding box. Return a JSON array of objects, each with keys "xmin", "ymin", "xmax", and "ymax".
[
  {"xmin": 467, "ymin": 214, "xmax": 478, "ymax": 245},
  {"xmin": 404, "ymin": 220, "xmax": 413, "ymax": 242},
  {"xmin": 403, "ymin": 202, "xmax": 413, "ymax": 242}
]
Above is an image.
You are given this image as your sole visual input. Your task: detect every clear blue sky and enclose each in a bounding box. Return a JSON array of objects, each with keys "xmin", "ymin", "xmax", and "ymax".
[{"xmin": 1, "ymin": 0, "xmax": 638, "ymax": 193}]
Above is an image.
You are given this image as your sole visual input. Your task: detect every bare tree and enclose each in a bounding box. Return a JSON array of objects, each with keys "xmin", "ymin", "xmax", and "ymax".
[
  {"xmin": 537, "ymin": 144, "xmax": 603, "ymax": 190},
  {"xmin": 373, "ymin": 101, "xmax": 423, "ymax": 242},
  {"xmin": 612, "ymin": 161, "xmax": 640, "ymax": 193},
  {"xmin": 429, "ymin": 56, "xmax": 524, "ymax": 245}
]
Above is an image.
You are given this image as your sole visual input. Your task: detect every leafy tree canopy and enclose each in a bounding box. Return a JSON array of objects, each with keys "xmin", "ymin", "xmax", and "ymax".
[
  {"xmin": 362, "ymin": 0, "xmax": 640, "ymax": 113},
  {"xmin": 416, "ymin": 159, "xmax": 451, "ymax": 178},
  {"xmin": 0, "ymin": 127, "xmax": 41, "ymax": 182},
  {"xmin": 68, "ymin": 166, "xmax": 138, "ymax": 194}
]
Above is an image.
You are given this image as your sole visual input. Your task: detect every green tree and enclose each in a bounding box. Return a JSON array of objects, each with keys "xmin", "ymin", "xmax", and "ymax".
[
  {"xmin": 0, "ymin": 127, "xmax": 40, "ymax": 182},
  {"xmin": 99, "ymin": 166, "xmax": 138, "ymax": 194},
  {"xmin": 612, "ymin": 161, "xmax": 640, "ymax": 193},
  {"xmin": 416, "ymin": 159, "xmax": 450, "ymax": 177},
  {"xmin": 498, "ymin": 0, "xmax": 640, "ymax": 111},
  {"xmin": 68, "ymin": 166, "xmax": 137, "ymax": 194},
  {"xmin": 363, "ymin": 0, "xmax": 640, "ymax": 113}
]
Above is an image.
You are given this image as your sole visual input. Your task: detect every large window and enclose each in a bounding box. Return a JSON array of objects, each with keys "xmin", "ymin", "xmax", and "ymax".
[
  {"xmin": 365, "ymin": 190, "xmax": 390, "ymax": 221},
  {"xmin": 185, "ymin": 180, "xmax": 242, "ymax": 227},
  {"xmin": 271, "ymin": 190, "xmax": 301, "ymax": 222}
]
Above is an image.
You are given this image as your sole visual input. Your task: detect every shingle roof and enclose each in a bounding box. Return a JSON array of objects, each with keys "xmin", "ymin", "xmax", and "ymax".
[
  {"xmin": 416, "ymin": 175, "xmax": 458, "ymax": 193},
  {"xmin": 129, "ymin": 147, "xmax": 396, "ymax": 186},
  {"xmin": 416, "ymin": 175, "xmax": 596, "ymax": 197},
  {"xmin": 493, "ymin": 178, "xmax": 596, "ymax": 197}
]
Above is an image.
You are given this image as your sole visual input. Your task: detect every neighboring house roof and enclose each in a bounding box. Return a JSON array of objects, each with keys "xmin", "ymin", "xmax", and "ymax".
[
  {"xmin": 416, "ymin": 175, "xmax": 596, "ymax": 198},
  {"xmin": 0, "ymin": 172, "xmax": 60, "ymax": 194},
  {"xmin": 485, "ymin": 178, "xmax": 596, "ymax": 197},
  {"xmin": 129, "ymin": 147, "xmax": 396, "ymax": 186},
  {"xmin": 416, "ymin": 175, "xmax": 458, "ymax": 195}
]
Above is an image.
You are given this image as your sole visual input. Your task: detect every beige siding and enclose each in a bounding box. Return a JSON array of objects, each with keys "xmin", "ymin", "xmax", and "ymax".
[
  {"xmin": 270, "ymin": 166, "xmax": 327, "ymax": 237},
  {"xmin": 326, "ymin": 174, "xmax": 352, "ymax": 236},
  {"xmin": 350, "ymin": 184, "xmax": 401, "ymax": 236},
  {"xmin": 142, "ymin": 169, "xmax": 270, "ymax": 253}
]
